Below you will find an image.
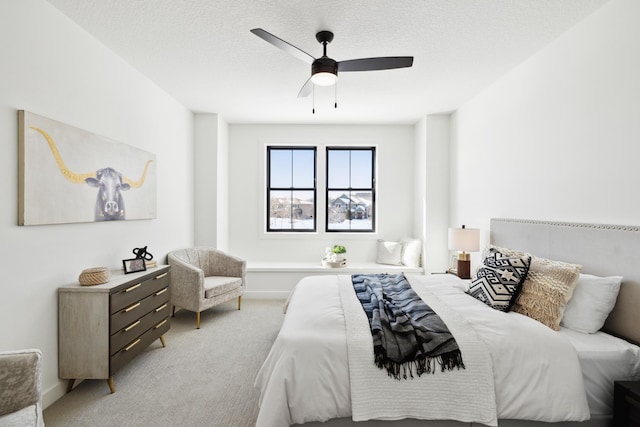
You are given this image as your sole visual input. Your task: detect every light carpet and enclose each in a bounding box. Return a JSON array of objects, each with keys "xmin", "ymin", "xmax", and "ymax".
[{"xmin": 44, "ymin": 299, "xmax": 285, "ymax": 427}]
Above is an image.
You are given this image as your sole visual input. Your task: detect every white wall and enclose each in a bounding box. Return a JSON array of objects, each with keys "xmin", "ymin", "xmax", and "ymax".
[
  {"xmin": 451, "ymin": 0, "xmax": 640, "ymax": 260},
  {"xmin": 216, "ymin": 117, "xmax": 230, "ymax": 251},
  {"xmin": 194, "ymin": 113, "xmax": 229, "ymax": 249},
  {"xmin": 0, "ymin": 0, "xmax": 194, "ymax": 407},
  {"xmin": 227, "ymin": 124, "xmax": 416, "ymax": 264},
  {"xmin": 415, "ymin": 115, "xmax": 451, "ymax": 273}
]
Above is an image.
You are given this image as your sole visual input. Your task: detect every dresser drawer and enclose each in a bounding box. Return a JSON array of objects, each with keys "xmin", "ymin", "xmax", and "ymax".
[
  {"xmin": 110, "ymin": 303, "xmax": 170, "ymax": 355},
  {"xmin": 110, "ymin": 288, "xmax": 169, "ymax": 334},
  {"xmin": 628, "ymin": 394, "xmax": 640, "ymax": 425},
  {"xmin": 110, "ymin": 317, "xmax": 170, "ymax": 376},
  {"xmin": 110, "ymin": 271, "xmax": 169, "ymax": 314}
]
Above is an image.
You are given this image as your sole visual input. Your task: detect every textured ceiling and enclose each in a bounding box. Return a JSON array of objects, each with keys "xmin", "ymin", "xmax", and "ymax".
[{"xmin": 46, "ymin": 0, "xmax": 608, "ymax": 124}]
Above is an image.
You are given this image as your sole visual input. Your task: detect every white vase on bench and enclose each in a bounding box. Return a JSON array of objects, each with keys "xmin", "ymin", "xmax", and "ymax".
[{"xmin": 322, "ymin": 248, "xmax": 347, "ymax": 268}]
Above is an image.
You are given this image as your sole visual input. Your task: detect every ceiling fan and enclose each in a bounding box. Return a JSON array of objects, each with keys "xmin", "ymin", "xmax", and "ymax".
[{"xmin": 250, "ymin": 28, "xmax": 414, "ymax": 99}]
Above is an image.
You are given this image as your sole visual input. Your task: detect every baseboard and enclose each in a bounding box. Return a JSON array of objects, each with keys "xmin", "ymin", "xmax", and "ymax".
[{"xmin": 43, "ymin": 378, "xmax": 73, "ymax": 409}]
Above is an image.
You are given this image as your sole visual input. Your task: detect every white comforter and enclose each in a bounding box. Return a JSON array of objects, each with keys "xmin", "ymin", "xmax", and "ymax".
[{"xmin": 255, "ymin": 274, "xmax": 590, "ymax": 427}]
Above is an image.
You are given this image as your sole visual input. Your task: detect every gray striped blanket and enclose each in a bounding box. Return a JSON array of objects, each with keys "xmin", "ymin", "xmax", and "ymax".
[{"xmin": 351, "ymin": 273, "xmax": 464, "ymax": 379}]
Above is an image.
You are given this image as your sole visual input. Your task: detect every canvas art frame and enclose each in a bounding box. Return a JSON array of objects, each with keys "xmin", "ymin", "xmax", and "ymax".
[
  {"xmin": 122, "ymin": 258, "xmax": 147, "ymax": 274},
  {"xmin": 18, "ymin": 110, "xmax": 157, "ymax": 226}
]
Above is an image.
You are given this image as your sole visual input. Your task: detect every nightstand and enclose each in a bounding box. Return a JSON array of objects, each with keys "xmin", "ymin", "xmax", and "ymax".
[{"xmin": 614, "ymin": 381, "xmax": 640, "ymax": 426}]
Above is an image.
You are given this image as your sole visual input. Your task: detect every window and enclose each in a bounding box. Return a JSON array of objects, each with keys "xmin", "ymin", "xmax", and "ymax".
[
  {"xmin": 267, "ymin": 147, "xmax": 316, "ymax": 232},
  {"xmin": 326, "ymin": 147, "xmax": 375, "ymax": 232}
]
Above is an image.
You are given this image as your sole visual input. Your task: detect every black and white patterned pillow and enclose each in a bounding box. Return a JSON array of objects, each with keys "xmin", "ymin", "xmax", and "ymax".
[{"xmin": 467, "ymin": 248, "xmax": 531, "ymax": 312}]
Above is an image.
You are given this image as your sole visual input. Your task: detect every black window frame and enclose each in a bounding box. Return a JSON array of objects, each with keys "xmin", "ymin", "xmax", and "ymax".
[
  {"xmin": 325, "ymin": 146, "xmax": 376, "ymax": 233},
  {"xmin": 266, "ymin": 146, "xmax": 317, "ymax": 233}
]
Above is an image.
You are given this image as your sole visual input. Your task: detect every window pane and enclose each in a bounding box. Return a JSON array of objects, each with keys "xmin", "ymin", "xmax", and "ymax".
[
  {"xmin": 327, "ymin": 190, "xmax": 373, "ymax": 231},
  {"xmin": 269, "ymin": 150, "xmax": 292, "ymax": 188},
  {"xmin": 269, "ymin": 190, "xmax": 315, "ymax": 231},
  {"xmin": 327, "ymin": 150, "xmax": 350, "ymax": 188},
  {"xmin": 269, "ymin": 190, "xmax": 291, "ymax": 230},
  {"xmin": 292, "ymin": 150, "xmax": 314, "ymax": 188},
  {"xmin": 350, "ymin": 150, "xmax": 372, "ymax": 188},
  {"xmin": 291, "ymin": 190, "xmax": 314, "ymax": 229}
]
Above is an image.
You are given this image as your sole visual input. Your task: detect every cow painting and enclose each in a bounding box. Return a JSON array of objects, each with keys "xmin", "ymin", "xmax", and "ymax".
[
  {"xmin": 85, "ymin": 168, "xmax": 130, "ymax": 221},
  {"xmin": 30, "ymin": 126, "xmax": 153, "ymax": 222}
]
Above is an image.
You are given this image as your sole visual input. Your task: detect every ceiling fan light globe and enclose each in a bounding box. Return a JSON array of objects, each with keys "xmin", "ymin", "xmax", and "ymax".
[{"xmin": 311, "ymin": 72, "xmax": 337, "ymax": 86}]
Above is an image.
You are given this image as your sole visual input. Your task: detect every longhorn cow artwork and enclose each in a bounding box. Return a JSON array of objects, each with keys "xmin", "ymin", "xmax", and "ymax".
[{"xmin": 18, "ymin": 111, "xmax": 157, "ymax": 226}]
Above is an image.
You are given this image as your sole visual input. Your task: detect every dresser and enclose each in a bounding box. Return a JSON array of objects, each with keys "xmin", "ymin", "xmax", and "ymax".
[
  {"xmin": 58, "ymin": 265, "xmax": 170, "ymax": 393},
  {"xmin": 614, "ymin": 381, "xmax": 640, "ymax": 426}
]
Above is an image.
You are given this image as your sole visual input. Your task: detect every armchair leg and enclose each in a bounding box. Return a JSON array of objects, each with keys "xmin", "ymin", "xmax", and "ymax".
[
  {"xmin": 196, "ymin": 311, "xmax": 201, "ymax": 329},
  {"xmin": 172, "ymin": 305, "xmax": 176, "ymax": 317},
  {"xmin": 238, "ymin": 296, "xmax": 242, "ymax": 310}
]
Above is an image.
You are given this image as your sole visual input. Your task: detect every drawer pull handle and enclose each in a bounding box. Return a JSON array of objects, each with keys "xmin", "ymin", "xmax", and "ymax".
[
  {"xmin": 155, "ymin": 288, "xmax": 168, "ymax": 296},
  {"xmin": 124, "ymin": 320, "xmax": 141, "ymax": 332},
  {"xmin": 124, "ymin": 339, "xmax": 141, "ymax": 351},
  {"xmin": 124, "ymin": 302, "xmax": 141, "ymax": 312},
  {"xmin": 154, "ymin": 319, "xmax": 168, "ymax": 329},
  {"xmin": 155, "ymin": 303, "xmax": 168, "ymax": 312},
  {"xmin": 125, "ymin": 283, "xmax": 141, "ymax": 293},
  {"xmin": 155, "ymin": 273, "xmax": 168, "ymax": 280}
]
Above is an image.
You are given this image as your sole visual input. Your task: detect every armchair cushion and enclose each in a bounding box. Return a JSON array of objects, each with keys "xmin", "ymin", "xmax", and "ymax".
[{"xmin": 204, "ymin": 276, "xmax": 244, "ymax": 299}]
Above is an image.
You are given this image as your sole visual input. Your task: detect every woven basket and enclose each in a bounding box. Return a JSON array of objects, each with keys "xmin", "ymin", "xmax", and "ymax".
[{"xmin": 79, "ymin": 267, "xmax": 111, "ymax": 286}]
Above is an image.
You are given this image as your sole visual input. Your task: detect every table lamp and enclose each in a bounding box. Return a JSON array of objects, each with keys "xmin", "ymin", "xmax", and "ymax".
[{"xmin": 448, "ymin": 225, "xmax": 480, "ymax": 279}]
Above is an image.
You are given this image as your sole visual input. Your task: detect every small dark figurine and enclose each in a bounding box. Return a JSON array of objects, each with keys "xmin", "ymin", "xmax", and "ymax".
[{"xmin": 132, "ymin": 246, "xmax": 153, "ymax": 261}]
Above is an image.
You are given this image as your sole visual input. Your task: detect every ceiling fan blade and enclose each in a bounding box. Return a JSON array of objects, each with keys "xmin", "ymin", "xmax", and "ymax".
[
  {"xmin": 250, "ymin": 28, "xmax": 315, "ymax": 65},
  {"xmin": 337, "ymin": 56, "xmax": 413, "ymax": 72},
  {"xmin": 297, "ymin": 77, "xmax": 313, "ymax": 98}
]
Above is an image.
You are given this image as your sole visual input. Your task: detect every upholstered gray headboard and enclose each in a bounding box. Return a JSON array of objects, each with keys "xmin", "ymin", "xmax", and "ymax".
[{"xmin": 490, "ymin": 218, "xmax": 640, "ymax": 345}]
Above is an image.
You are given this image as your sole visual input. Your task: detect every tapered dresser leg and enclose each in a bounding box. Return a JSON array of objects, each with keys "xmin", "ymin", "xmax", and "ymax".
[
  {"xmin": 196, "ymin": 312, "xmax": 200, "ymax": 329},
  {"xmin": 159, "ymin": 335, "xmax": 166, "ymax": 347},
  {"xmin": 67, "ymin": 379, "xmax": 75, "ymax": 393},
  {"xmin": 107, "ymin": 377, "xmax": 115, "ymax": 394},
  {"xmin": 238, "ymin": 296, "xmax": 242, "ymax": 310}
]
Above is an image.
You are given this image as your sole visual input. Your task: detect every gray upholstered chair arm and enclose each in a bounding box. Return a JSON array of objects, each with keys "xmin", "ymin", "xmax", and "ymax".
[
  {"xmin": 0, "ymin": 349, "xmax": 42, "ymax": 417},
  {"xmin": 208, "ymin": 251, "xmax": 246, "ymax": 278},
  {"xmin": 168, "ymin": 256, "xmax": 204, "ymax": 289},
  {"xmin": 168, "ymin": 254, "xmax": 206, "ymax": 311}
]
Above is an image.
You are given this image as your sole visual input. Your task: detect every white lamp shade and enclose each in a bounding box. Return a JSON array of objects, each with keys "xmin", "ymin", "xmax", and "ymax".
[
  {"xmin": 448, "ymin": 227, "xmax": 480, "ymax": 252},
  {"xmin": 311, "ymin": 72, "xmax": 337, "ymax": 86}
]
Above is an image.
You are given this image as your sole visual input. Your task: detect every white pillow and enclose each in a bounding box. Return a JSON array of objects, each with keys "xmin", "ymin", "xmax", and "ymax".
[
  {"xmin": 560, "ymin": 273, "xmax": 622, "ymax": 334},
  {"xmin": 400, "ymin": 237, "xmax": 421, "ymax": 267},
  {"xmin": 376, "ymin": 240, "xmax": 403, "ymax": 265}
]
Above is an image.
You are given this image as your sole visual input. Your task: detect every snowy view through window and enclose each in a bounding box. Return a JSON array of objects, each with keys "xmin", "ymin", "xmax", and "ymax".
[
  {"xmin": 269, "ymin": 191, "xmax": 373, "ymax": 230},
  {"xmin": 268, "ymin": 146, "xmax": 374, "ymax": 232}
]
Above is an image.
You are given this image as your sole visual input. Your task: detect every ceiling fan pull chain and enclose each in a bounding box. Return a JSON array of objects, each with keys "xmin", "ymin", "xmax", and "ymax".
[
  {"xmin": 312, "ymin": 85, "xmax": 315, "ymax": 114},
  {"xmin": 335, "ymin": 83, "xmax": 338, "ymax": 109}
]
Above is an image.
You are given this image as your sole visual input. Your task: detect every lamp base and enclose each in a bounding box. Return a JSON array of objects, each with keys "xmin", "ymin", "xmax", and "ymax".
[{"xmin": 457, "ymin": 259, "xmax": 471, "ymax": 279}]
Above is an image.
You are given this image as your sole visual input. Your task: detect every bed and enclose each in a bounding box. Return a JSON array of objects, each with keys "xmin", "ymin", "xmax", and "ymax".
[{"xmin": 254, "ymin": 219, "xmax": 640, "ymax": 427}]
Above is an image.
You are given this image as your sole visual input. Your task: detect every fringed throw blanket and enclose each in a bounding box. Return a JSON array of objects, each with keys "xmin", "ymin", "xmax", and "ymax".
[{"xmin": 351, "ymin": 273, "xmax": 464, "ymax": 379}]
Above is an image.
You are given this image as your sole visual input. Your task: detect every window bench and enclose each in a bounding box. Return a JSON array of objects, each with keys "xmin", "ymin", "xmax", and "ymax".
[{"xmin": 245, "ymin": 261, "xmax": 424, "ymax": 299}]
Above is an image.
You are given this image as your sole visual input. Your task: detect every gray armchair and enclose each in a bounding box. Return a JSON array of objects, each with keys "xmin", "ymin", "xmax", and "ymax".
[
  {"xmin": 0, "ymin": 349, "xmax": 44, "ymax": 427},
  {"xmin": 168, "ymin": 247, "xmax": 246, "ymax": 329}
]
